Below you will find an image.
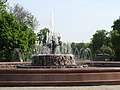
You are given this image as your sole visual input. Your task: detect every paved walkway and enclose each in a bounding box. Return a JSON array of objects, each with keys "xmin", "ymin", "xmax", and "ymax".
[{"xmin": 0, "ymin": 85, "xmax": 120, "ymax": 90}]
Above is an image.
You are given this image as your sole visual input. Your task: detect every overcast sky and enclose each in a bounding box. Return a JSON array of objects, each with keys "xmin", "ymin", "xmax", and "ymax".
[{"xmin": 8, "ymin": 0, "xmax": 120, "ymax": 43}]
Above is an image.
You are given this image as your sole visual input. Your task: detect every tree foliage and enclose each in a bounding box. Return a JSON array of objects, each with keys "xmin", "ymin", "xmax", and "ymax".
[
  {"xmin": 71, "ymin": 42, "xmax": 90, "ymax": 54},
  {"xmin": 0, "ymin": 0, "xmax": 7, "ymax": 11},
  {"xmin": 90, "ymin": 30, "xmax": 111, "ymax": 56},
  {"xmin": 12, "ymin": 4, "xmax": 38, "ymax": 30},
  {"xmin": 111, "ymin": 19, "xmax": 120, "ymax": 59},
  {"xmin": 0, "ymin": 1, "xmax": 36, "ymax": 61},
  {"xmin": 112, "ymin": 19, "xmax": 120, "ymax": 32},
  {"xmin": 37, "ymin": 28, "xmax": 50, "ymax": 45}
]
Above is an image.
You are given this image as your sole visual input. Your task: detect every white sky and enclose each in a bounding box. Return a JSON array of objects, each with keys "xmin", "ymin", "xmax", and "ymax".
[{"xmin": 8, "ymin": 0, "xmax": 120, "ymax": 43}]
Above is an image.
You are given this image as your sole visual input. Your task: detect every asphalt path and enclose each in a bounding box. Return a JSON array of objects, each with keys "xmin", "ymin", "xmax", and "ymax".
[{"xmin": 0, "ymin": 85, "xmax": 120, "ymax": 90}]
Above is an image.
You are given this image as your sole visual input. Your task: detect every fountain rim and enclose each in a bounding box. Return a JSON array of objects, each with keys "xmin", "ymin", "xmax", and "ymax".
[{"xmin": 32, "ymin": 54, "xmax": 74, "ymax": 56}]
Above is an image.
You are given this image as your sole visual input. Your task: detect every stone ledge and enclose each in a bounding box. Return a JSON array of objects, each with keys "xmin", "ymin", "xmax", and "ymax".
[{"xmin": 0, "ymin": 68, "xmax": 120, "ymax": 86}]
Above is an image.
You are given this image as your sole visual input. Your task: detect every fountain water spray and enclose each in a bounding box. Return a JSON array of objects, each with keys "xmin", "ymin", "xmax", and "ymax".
[{"xmin": 32, "ymin": 11, "xmax": 76, "ymax": 66}]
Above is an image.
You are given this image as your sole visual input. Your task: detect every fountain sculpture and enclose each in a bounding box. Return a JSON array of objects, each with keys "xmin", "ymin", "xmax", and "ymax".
[
  {"xmin": 31, "ymin": 31, "xmax": 76, "ymax": 67},
  {"xmin": 31, "ymin": 11, "xmax": 76, "ymax": 67}
]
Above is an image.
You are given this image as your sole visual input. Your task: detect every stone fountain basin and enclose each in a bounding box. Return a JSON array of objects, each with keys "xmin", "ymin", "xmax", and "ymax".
[
  {"xmin": 1, "ymin": 67, "xmax": 120, "ymax": 86},
  {"xmin": 31, "ymin": 54, "xmax": 76, "ymax": 66}
]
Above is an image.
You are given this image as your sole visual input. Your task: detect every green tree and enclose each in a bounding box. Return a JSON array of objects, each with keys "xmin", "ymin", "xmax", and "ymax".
[
  {"xmin": 0, "ymin": 4, "xmax": 36, "ymax": 61},
  {"xmin": 37, "ymin": 28, "xmax": 50, "ymax": 45},
  {"xmin": 90, "ymin": 30, "xmax": 110, "ymax": 56},
  {"xmin": 76, "ymin": 43, "xmax": 85, "ymax": 50},
  {"xmin": 71, "ymin": 42, "xmax": 77, "ymax": 53},
  {"xmin": 71, "ymin": 42, "xmax": 90, "ymax": 54},
  {"xmin": 111, "ymin": 19, "xmax": 120, "ymax": 60},
  {"xmin": 12, "ymin": 4, "xmax": 38, "ymax": 30},
  {"xmin": 112, "ymin": 19, "xmax": 120, "ymax": 33},
  {"xmin": 0, "ymin": 0, "xmax": 7, "ymax": 11}
]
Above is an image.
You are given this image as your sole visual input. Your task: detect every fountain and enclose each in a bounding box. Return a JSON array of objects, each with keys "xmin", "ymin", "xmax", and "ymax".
[
  {"xmin": 31, "ymin": 38, "xmax": 76, "ymax": 67},
  {"xmin": 30, "ymin": 11, "xmax": 76, "ymax": 67},
  {"xmin": 1, "ymin": 11, "xmax": 120, "ymax": 87},
  {"xmin": 73, "ymin": 47, "xmax": 92, "ymax": 61}
]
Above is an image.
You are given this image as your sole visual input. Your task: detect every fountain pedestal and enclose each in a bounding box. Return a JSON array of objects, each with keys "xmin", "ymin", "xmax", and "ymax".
[{"xmin": 31, "ymin": 54, "xmax": 76, "ymax": 66}]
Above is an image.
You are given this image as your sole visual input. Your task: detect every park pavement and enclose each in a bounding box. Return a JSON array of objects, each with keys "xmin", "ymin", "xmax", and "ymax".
[{"xmin": 0, "ymin": 85, "xmax": 120, "ymax": 90}]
